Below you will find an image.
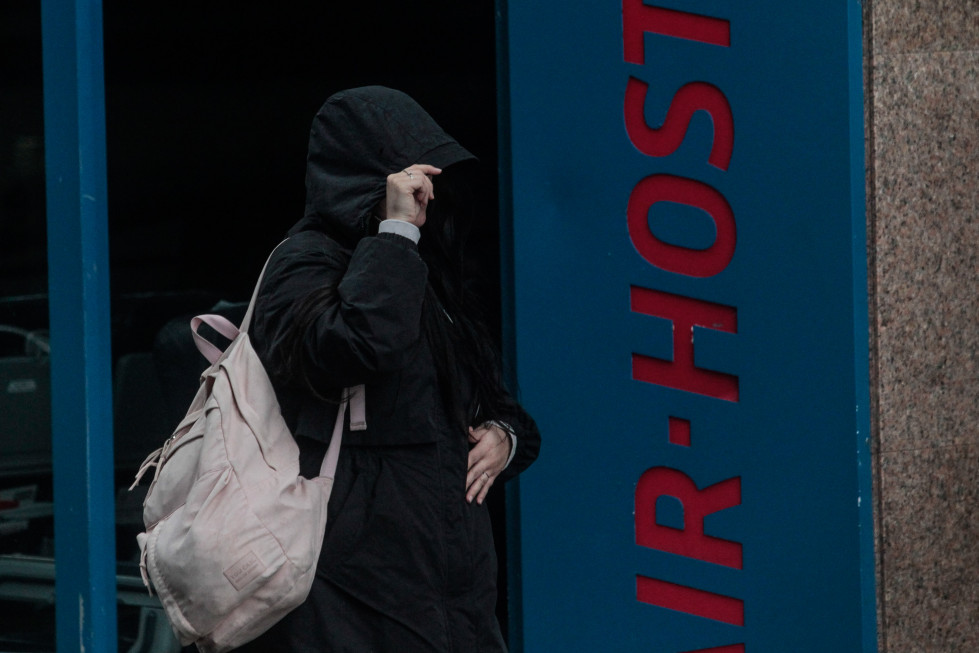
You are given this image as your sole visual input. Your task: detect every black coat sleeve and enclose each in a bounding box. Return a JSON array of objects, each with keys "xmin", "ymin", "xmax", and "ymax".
[
  {"xmin": 494, "ymin": 398, "xmax": 541, "ymax": 483},
  {"xmin": 254, "ymin": 231, "xmax": 428, "ymax": 392}
]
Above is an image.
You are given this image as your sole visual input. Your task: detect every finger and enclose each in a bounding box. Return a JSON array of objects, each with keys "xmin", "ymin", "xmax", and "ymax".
[
  {"xmin": 466, "ymin": 456, "xmax": 486, "ymax": 488},
  {"xmin": 476, "ymin": 473, "xmax": 494, "ymax": 504},
  {"xmin": 389, "ymin": 171, "xmax": 428, "ymax": 195},
  {"xmin": 391, "ymin": 171, "xmax": 435, "ymax": 205},
  {"xmin": 468, "ymin": 470, "xmax": 495, "ymax": 504},
  {"xmin": 406, "ymin": 163, "xmax": 442, "ymax": 178},
  {"xmin": 404, "ymin": 165, "xmax": 440, "ymax": 199},
  {"xmin": 466, "ymin": 474, "xmax": 483, "ymax": 501},
  {"xmin": 416, "ymin": 176, "xmax": 434, "ymax": 203},
  {"xmin": 465, "ymin": 467, "xmax": 485, "ymax": 500}
]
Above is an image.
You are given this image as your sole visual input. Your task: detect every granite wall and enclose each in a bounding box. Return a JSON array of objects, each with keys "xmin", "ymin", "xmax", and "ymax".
[{"xmin": 866, "ymin": 1, "xmax": 979, "ymax": 650}]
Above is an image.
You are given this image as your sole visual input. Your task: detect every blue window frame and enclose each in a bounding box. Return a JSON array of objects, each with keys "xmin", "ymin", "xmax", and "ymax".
[{"xmin": 41, "ymin": 1, "xmax": 116, "ymax": 651}]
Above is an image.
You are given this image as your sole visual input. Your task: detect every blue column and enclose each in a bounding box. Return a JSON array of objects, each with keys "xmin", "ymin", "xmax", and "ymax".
[{"xmin": 40, "ymin": 1, "xmax": 117, "ymax": 652}]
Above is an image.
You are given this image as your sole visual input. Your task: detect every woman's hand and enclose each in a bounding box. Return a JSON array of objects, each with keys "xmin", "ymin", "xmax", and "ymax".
[
  {"xmin": 466, "ymin": 423, "xmax": 512, "ymax": 505},
  {"xmin": 385, "ymin": 164, "xmax": 442, "ymax": 227}
]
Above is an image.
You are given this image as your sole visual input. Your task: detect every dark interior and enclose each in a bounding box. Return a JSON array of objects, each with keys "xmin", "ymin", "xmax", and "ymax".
[{"xmin": 0, "ymin": 3, "xmax": 507, "ymax": 650}]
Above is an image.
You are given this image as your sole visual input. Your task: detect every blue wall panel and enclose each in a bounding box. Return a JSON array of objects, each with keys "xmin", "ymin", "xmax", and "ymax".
[{"xmin": 501, "ymin": 1, "xmax": 874, "ymax": 651}]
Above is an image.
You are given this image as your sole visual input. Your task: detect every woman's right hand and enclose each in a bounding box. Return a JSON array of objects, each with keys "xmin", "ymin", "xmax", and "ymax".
[
  {"xmin": 385, "ymin": 164, "xmax": 442, "ymax": 227},
  {"xmin": 465, "ymin": 423, "xmax": 512, "ymax": 505}
]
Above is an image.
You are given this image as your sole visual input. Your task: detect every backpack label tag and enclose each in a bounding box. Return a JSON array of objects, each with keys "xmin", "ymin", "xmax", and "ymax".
[{"xmin": 224, "ymin": 551, "xmax": 265, "ymax": 591}]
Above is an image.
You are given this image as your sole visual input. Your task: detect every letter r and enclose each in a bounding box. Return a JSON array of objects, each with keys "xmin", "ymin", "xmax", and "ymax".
[{"xmin": 635, "ymin": 466, "xmax": 742, "ymax": 568}]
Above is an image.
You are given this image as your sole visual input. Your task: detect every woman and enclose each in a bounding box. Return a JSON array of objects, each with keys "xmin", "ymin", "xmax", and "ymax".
[{"xmin": 242, "ymin": 86, "xmax": 540, "ymax": 652}]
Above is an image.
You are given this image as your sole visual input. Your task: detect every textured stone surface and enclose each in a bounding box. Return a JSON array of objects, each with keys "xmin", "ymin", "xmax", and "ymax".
[
  {"xmin": 872, "ymin": 50, "xmax": 979, "ymax": 454},
  {"xmin": 870, "ymin": 5, "xmax": 979, "ymax": 645},
  {"xmin": 878, "ymin": 445, "xmax": 979, "ymax": 652},
  {"xmin": 873, "ymin": 0, "xmax": 979, "ymax": 55}
]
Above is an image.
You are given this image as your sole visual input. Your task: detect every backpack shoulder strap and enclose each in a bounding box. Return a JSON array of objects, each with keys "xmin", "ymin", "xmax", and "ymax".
[
  {"xmin": 318, "ymin": 384, "xmax": 365, "ymax": 479},
  {"xmin": 239, "ymin": 239, "xmax": 290, "ymax": 334},
  {"xmin": 190, "ymin": 240, "xmax": 289, "ymax": 364}
]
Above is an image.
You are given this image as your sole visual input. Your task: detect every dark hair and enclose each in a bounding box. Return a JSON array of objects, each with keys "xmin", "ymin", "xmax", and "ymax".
[{"xmin": 419, "ymin": 163, "xmax": 516, "ymax": 431}]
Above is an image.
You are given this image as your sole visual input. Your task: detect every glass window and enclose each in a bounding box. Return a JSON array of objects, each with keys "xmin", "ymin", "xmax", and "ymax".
[{"xmin": 1, "ymin": 3, "xmax": 502, "ymax": 650}]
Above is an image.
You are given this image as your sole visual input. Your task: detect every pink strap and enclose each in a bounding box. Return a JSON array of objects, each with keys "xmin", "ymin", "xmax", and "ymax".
[
  {"xmin": 318, "ymin": 384, "xmax": 365, "ymax": 479},
  {"xmin": 188, "ymin": 239, "xmax": 289, "ymax": 365},
  {"xmin": 239, "ymin": 240, "xmax": 288, "ymax": 334},
  {"xmin": 191, "ymin": 314, "xmax": 240, "ymax": 365},
  {"xmin": 349, "ymin": 384, "xmax": 366, "ymax": 431}
]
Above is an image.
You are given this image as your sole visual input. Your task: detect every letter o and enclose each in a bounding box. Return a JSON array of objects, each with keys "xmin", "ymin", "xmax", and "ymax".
[{"xmin": 627, "ymin": 174, "xmax": 736, "ymax": 277}]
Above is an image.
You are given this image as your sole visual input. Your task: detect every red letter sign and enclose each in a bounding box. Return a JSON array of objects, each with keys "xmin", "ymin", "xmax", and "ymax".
[
  {"xmin": 625, "ymin": 78, "xmax": 734, "ymax": 170},
  {"xmin": 623, "ymin": 2, "xmax": 730, "ymax": 64},
  {"xmin": 627, "ymin": 175, "xmax": 736, "ymax": 277},
  {"xmin": 635, "ymin": 466, "xmax": 742, "ymax": 568},
  {"xmin": 630, "ymin": 286, "xmax": 739, "ymax": 401}
]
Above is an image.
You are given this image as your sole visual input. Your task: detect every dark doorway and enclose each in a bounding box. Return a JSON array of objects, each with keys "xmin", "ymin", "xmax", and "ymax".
[{"xmin": 0, "ymin": 2, "xmax": 511, "ymax": 649}]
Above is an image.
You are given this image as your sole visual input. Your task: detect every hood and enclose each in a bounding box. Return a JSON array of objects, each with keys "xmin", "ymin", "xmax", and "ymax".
[{"xmin": 296, "ymin": 86, "xmax": 476, "ymax": 244}]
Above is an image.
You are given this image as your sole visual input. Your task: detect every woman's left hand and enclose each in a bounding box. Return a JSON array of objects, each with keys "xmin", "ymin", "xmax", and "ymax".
[{"xmin": 466, "ymin": 423, "xmax": 512, "ymax": 505}]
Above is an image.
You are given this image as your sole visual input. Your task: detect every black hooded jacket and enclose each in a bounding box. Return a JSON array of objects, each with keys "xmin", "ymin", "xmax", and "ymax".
[
  {"xmin": 302, "ymin": 86, "xmax": 477, "ymax": 247},
  {"xmin": 243, "ymin": 87, "xmax": 540, "ymax": 652}
]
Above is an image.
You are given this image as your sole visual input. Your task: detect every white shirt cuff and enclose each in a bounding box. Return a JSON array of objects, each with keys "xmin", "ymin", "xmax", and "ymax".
[
  {"xmin": 504, "ymin": 432, "xmax": 518, "ymax": 468},
  {"xmin": 378, "ymin": 219, "xmax": 421, "ymax": 243}
]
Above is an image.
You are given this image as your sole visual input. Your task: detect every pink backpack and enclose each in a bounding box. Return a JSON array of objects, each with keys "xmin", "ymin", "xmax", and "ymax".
[{"xmin": 132, "ymin": 247, "xmax": 363, "ymax": 652}]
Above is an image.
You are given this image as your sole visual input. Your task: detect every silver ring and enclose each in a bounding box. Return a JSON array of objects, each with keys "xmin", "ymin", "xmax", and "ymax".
[{"xmin": 404, "ymin": 169, "xmax": 413, "ymax": 179}]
